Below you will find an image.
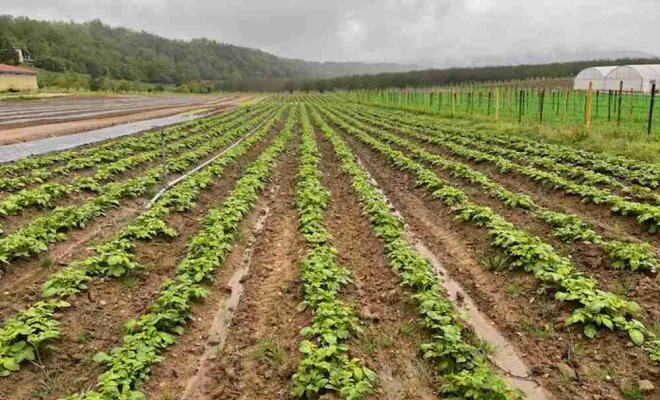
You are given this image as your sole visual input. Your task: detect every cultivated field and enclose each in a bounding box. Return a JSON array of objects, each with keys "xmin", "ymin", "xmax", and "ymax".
[
  {"xmin": 0, "ymin": 95, "xmax": 658, "ymax": 400},
  {"xmin": 0, "ymin": 95, "xmax": 237, "ymax": 145}
]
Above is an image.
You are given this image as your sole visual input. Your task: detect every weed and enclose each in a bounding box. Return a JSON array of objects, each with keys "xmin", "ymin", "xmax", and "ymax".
[
  {"xmin": 506, "ymin": 282, "xmax": 526, "ymax": 297},
  {"xmin": 620, "ymin": 383, "xmax": 644, "ymax": 400},
  {"xmin": 31, "ymin": 373, "xmax": 59, "ymax": 399},
  {"xmin": 480, "ymin": 254, "xmax": 508, "ymax": 271},
  {"xmin": 76, "ymin": 331, "xmax": 91, "ymax": 344},
  {"xmin": 612, "ymin": 279, "xmax": 635, "ymax": 297},
  {"xmin": 537, "ymin": 299, "xmax": 559, "ymax": 319},
  {"xmin": 375, "ymin": 335, "xmax": 394, "ymax": 349},
  {"xmin": 40, "ymin": 255, "xmax": 54, "ymax": 269},
  {"xmin": 360, "ymin": 336, "xmax": 376, "ymax": 356},
  {"xmin": 476, "ymin": 338, "xmax": 498, "ymax": 356},
  {"xmin": 520, "ymin": 320, "xmax": 551, "ymax": 339},
  {"xmin": 122, "ymin": 273, "xmax": 138, "ymax": 288},
  {"xmin": 399, "ymin": 320, "xmax": 417, "ymax": 335},
  {"xmin": 249, "ymin": 338, "xmax": 284, "ymax": 366}
]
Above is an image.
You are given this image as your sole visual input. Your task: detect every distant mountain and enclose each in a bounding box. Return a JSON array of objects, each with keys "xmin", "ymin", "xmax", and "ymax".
[{"xmin": 0, "ymin": 16, "xmax": 419, "ymax": 84}]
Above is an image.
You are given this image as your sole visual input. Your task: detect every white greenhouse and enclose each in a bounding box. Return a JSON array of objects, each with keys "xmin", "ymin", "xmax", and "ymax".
[
  {"xmin": 603, "ymin": 65, "xmax": 660, "ymax": 93},
  {"xmin": 573, "ymin": 66, "xmax": 617, "ymax": 91}
]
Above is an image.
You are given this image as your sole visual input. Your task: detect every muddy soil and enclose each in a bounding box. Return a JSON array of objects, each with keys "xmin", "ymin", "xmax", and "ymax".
[
  {"xmin": 377, "ymin": 135, "xmax": 660, "ymax": 326},
  {"xmin": 336, "ymin": 126, "xmax": 660, "ymax": 400},
  {"xmin": 317, "ymin": 132, "xmax": 441, "ymax": 399},
  {"xmin": 199, "ymin": 134, "xmax": 305, "ymax": 400},
  {"xmin": 141, "ymin": 133, "xmax": 305, "ymax": 400},
  {"xmin": 0, "ymin": 117, "xmax": 278, "ymax": 310},
  {"xmin": 0, "ymin": 126, "xmax": 279, "ymax": 400}
]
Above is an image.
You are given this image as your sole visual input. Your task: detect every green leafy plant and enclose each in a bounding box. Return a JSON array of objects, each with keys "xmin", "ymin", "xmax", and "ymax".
[
  {"xmin": 312, "ymin": 106, "xmax": 523, "ymax": 400},
  {"xmin": 63, "ymin": 103, "xmax": 294, "ymax": 400},
  {"xmin": 292, "ymin": 106, "xmax": 375, "ymax": 399}
]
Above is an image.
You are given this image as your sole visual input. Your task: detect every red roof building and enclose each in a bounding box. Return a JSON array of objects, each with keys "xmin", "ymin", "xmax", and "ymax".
[
  {"xmin": 0, "ymin": 64, "xmax": 38, "ymax": 91},
  {"xmin": 0, "ymin": 64, "xmax": 37, "ymax": 76}
]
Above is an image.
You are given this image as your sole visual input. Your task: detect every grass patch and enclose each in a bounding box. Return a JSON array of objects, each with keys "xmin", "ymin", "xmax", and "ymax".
[{"xmin": 249, "ymin": 338, "xmax": 284, "ymax": 366}]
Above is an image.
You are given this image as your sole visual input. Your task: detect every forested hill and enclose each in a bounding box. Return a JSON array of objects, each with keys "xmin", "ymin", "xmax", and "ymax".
[{"xmin": 0, "ymin": 16, "xmax": 417, "ymax": 84}]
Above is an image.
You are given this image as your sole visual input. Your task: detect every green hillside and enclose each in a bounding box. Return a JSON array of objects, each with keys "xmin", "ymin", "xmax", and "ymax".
[{"xmin": 0, "ymin": 16, "xmax": 416, "ymax": 85}]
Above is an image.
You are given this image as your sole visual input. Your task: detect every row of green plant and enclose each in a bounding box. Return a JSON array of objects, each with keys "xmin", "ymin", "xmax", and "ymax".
[
  {"xmin": 344, "ymin": 98, "xmax": 660, "ymax": 189},
  {"xmin": 322, "ymin": 103, "xmax": 659, "ymax": 273},
  {"xmin": 313, "ymin": 102, "xmax": 660, "ymax": 362},
  {"xmin": 340, "ymin": 104, "xmax": 660, "ymax": 234},
  {"xmin": 310, "ymin": 105, "xmax": 524, "ymax": 399},
  {"xmin": 0, "ymin": 106, "xmax": 256, "ymax": 191},
  {"xmin": 351, "ymin": 104, "xmax": 660, "ymax": 205},
  {"xmin": 342, "ymin": 101, "xmax": 660, "ymax": 205},
  {"xmin": 0, "ymin": 105, "xmax": 272, "ymax": 227},
  {"xmin": 0, "ymin": 106, "xmax": 252, "ymax": 178},
  {"xmin": 0, "ymin": 108, "xmax": 278, "ymax": 268},
  {"xmin": 0, "ymin": 107, "xmax": 286, "ymax": 378},
  {"xmin": 292, "ymin": 105, "xmax": 375, "ymax": 399},
  {"xmin": 62, "ymin": 107, "xmax": 295, "ymax": 399}
]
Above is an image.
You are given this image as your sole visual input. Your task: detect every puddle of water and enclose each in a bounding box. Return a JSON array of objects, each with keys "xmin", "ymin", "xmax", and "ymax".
[
  {"xmin": 181, "ymin": 202, "xmax": 272, "ymax": 400},
  {"xmin": 354, "ymin": 157, "xmax": 553, "ymax": 400},
  {"xmin": 412, "ymin": 239, "xmax": 552, "ymax": 399}
]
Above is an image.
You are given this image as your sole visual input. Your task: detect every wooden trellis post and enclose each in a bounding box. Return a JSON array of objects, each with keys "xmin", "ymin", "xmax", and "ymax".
[
  {"xmin": 518, "ymin": 90, "xmax": 524, "ymax": 123},
  {"xmin": 562, "ymin": 89, "xmax": 569, "ymax": 123},
  {"xmin": 487, "ymin": 91, "xmax": 492, "ymax": 117},
  {"xmin": 495, "ymin": 88, "xmax": 500, "ymax": 121},
  {"xmin": 628, "ymin": 88, "xmax": 634, "ymax": 120},
  {"xmin": 617, "ymin": 81, "xmax": 624, "ymax": 125},
  {"xmin": 649, "ymin": 83, "xmax": 656, "ymax": 137},
  {"xmin": 539, "ymin": 89, "xmax": 545, "ymax": 124},
  {"xmin": 585, "ymin": 82, "xmax": 593, "ymax": 132}
]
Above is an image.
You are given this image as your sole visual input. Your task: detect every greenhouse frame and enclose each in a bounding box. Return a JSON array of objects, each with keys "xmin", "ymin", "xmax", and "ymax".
[
  {"xmin": 574, "ymin": 64, "xmax": 660, "ymax": 93},
  {"xmin": 573, "ymin": 66, "xmax": 616, "ymax": 91},
  {"xmin": 603, "ymin": 65, "xmax": 660, "ymax": 93}
]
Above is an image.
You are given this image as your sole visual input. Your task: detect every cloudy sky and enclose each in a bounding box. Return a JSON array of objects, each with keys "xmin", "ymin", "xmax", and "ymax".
[{"xmin": 4, "ymin": 0, "xmax": 660, "ymax": 66}]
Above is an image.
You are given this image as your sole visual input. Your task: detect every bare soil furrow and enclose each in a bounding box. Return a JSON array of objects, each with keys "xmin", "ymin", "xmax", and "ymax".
[
  {"xmin": 0, "ymin": 127, "xmax": 279, "ymax": 400},
  {"xmin": 336, "ymin": 125, "xmax": 659, "ymax": 400},
  {"xmin": 317, "ymin": 131, "xmax": 440, "ymax": 400}
]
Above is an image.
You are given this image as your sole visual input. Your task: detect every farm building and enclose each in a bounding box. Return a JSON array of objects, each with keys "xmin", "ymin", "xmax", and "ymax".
[
  {"xmin": 603, "ymin": 64, "xmax": 660, "ymax": 93},
  {"xmin": 0, "ymin": 64, "xmax": 38, "ymax": 92},
  {"xmin": 573, "ymin": 66, "xmax": 616, "ymax": 91}
]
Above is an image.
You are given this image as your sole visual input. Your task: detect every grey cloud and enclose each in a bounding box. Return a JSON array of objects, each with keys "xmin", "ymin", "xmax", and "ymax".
[{"xmin": 4, "ymin": 0, "xmax": 660, "ymax": 66}]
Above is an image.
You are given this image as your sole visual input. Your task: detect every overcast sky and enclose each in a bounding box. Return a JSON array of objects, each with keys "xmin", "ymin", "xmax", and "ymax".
[{"xmin": 4, "ymin": 0, "xmax": 660, "ymax": 66}]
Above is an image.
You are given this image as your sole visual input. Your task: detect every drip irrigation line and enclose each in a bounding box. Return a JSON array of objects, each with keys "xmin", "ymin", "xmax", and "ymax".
[{"xmin": 147, "ymin": 109, "xmax": 277, "ymax": 208}]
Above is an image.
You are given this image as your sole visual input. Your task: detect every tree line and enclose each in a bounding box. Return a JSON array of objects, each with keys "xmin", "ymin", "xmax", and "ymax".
[
  {"xmin": 1, "ymin": 15, "xmax": 658, "ymax": 93},
  {"xmin": 0, "ymin": 15, "xmax": 414, "ymax": 90},
  {"xmin": 246, "ymin": 57, "xmax": 660, "ymax": 92}
]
